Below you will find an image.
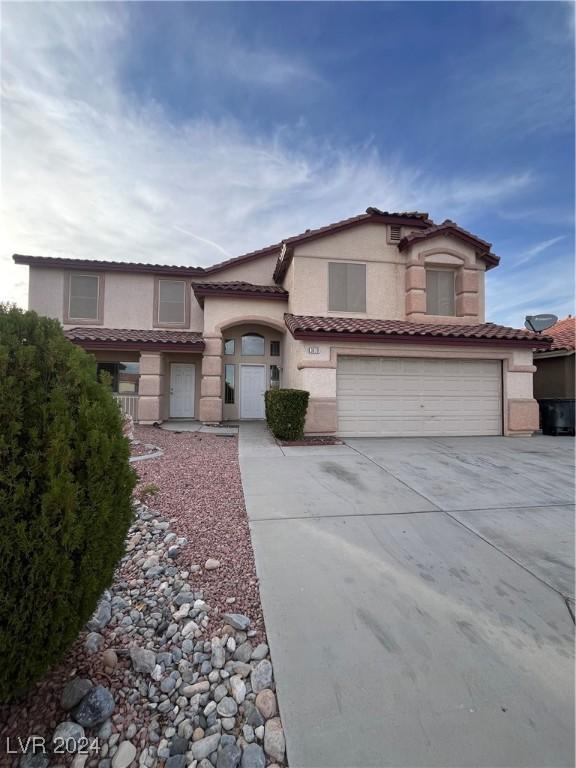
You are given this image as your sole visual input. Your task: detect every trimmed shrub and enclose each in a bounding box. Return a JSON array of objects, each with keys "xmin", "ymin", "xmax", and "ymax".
[
  {"xmin": 0, "ymin": 305, "xmax": 136, "ymax": 701},
  {"xmin": 265, "ymin": 388, "xmax": 310, "ymax": 441}
]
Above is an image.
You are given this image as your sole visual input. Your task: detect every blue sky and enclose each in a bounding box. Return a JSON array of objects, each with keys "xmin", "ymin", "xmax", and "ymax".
[{"xmin": 2, "ymin": 1, "xmax": 574, "ymax": 326}]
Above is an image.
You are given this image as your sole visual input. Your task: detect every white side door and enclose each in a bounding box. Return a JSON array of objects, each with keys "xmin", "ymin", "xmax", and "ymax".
[
  {"xmin": 170, "ymin": 364, "xmax": 196, "ymax": 418},
  {"xmin": 240, "ymin": 365, "xmax": 266, "ymax": 419}
]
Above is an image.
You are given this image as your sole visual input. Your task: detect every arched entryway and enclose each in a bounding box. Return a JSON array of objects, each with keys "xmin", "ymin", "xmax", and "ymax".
[{"xmin": 219, "ymin": 322, "xmax": 284, "ymax": 421}]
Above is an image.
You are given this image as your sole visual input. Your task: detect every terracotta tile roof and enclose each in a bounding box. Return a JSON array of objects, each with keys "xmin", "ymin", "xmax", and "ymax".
[
  {"xmin": 202, "ymin": 244, "xmax": 282, "ymax": 273},
  {"xmin": 534, "ymin": 316, "xmax": 576, "ymax": 352},
  {"xmin": 398, "ymin": 220, "xmax": 500, "ymax": 269},
  {"xmin": 13, "ymin": 243, "xmax": 282, "ymax": 278},
  {"xmin": 13, "ymin": 254, "xmax": 205, "ymax": 277},
  {"xmin": 192, "ymin": 281, "xmax": 288, "ymax": 305},
  {"xmin": 14, "ymin": 208, "xmax": 499, "ymax": 287},
  {"xmin": 282, "ymin": 210, "xmax": 432, "ymax": 246},
  {"xmin": 65, "ymin": 327, "xmax": 204, "ymax": 351},
  {"xmin": 285, "ymin": 314, "xmax": 548, "ymax": 347}
]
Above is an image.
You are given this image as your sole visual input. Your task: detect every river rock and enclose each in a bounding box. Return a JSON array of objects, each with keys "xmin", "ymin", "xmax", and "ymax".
[
  {"xmin": 263, "ymin": 718, "xmax": 285, "ymax": 762},
  {"xmin": 216, "ymin": 742, "xmax": 241, "ymax": 768},
  {"xmin": 221, "ymin": 614, "xmax": 250, "ymax": 631},
  {"xmin": 111, "ymin": 741, "xmax": 136, "ymax": 768},
  {"xmin": 61, "ymin": 679, "xmax": 93, "ymax": 711},
  {"xmin": 129, "ymin": 647, "xmax": 156, "ymax": 674},
  {"xmin": 250, "ymin": 660, "xmax": 273, "ymax": 693},
  {"xmin": 241, "ymin": 744, "xmax": 265, "ymax": 768},
  {"xmin": 71, "ymin": 686, "xmax": 115, "ymax": 727},
  {"xmin": 191, "ymin": 733, "xmax": 221, "ymax": 760},
  {"xmin": 52, "ymin": 721, "xmax": 85, "ymax": 750},
  {"xmin": 255, "ymin": 689, "xmax": 277, "ymax": 720}
]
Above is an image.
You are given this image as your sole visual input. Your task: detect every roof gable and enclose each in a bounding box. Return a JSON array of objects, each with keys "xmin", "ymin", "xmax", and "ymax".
[
  {"xmin": 398, "ymin": 220, "xmax": 500, "ymax": 269},
  {"xmin": 273, "ymin": 208, "xmax": 433, "ymax": 282}
]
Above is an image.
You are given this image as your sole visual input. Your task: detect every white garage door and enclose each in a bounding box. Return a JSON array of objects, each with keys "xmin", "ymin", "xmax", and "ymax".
[{"xmin": 337, "ymin": 356, "xmax": 502, "ymax": 437}]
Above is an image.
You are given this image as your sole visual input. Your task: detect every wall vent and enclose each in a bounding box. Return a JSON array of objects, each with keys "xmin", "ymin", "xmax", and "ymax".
[{"xmin": 389, "ymin": 224, "xmax": 402, "ymax": 242}]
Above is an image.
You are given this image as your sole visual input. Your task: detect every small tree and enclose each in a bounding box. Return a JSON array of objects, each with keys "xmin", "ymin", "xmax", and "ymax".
[
  {"xmin": 265, "ymin": 389, "xmax": 310, "ymax": 441},
  {"xmin": 0, "ymin": 306, "xmax": 136, "ymax": 701}
]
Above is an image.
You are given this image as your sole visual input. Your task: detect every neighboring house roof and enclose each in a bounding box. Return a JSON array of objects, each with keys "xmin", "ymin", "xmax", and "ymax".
[
  {"xmin": 534, "ymin": 316, "xmax": 576, "ymax": 353},
  {"xmin": 284, "ymin": 314, "xmax": 548, "ymax": 348},
  {"xmin": 65, "ymin": 327, "xmax": 205, "ymax": 351},
  {"xmin": 398, "ymin": 220, "xmax": 500, "ymax": 269},
  {"xmin": 192, "ymin": 281, "xmax": 288, "ymax": 306}
]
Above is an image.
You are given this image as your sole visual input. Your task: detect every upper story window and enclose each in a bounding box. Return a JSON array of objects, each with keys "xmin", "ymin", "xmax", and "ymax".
[
  {"xmin": 157, "ymin": 279, "xmax": 186, "ymax": 325},
  {"xmin": 68, "ymin": 273, "xmax": 100, "ymax": 321},
  {"xmin": 270, "ymin": 340, "xmax": 280, "ymax": 357},
  {"xmin": 328, "ymin": 262, "xmax": 366, "ymax": 313},
  {"xmin": 426, "ymin": 269, "xmax": 455, "ymax": 316},
  {"xmin": 224, "ymin": 339, "xmax": 235, "ymax": 355},
  {"xmin": 241, "ymin": 333, "xmax": 265, "ymax": 355}
]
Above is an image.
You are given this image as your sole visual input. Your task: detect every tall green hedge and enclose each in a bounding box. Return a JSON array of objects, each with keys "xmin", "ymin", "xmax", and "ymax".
[
  {"xmin": 0, "ymin": 305, "xmax": 136, "ymax": 701},
  {"xmin": 265, "ymin": 388, "xmax": 310, "ymax": 441}
]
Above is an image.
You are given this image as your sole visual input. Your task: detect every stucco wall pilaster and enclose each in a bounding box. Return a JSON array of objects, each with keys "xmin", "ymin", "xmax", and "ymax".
[
  {"xmin": 305, "ymin": 398, "xmax": 337, "ymax": 434},
  {"xmin": 405, "ymin": 265, "xmax": 426, "ymax": 318},
  {"xmin": 139, "ymin": 352, "xmax": 164, "ymax": 424},
  {"xmin": 507, "ymin": 399, "xmax": 540, "ymax": 436},
  {"xmin": 503, "ymin": 351, "xmax": 538, "ymax": 436},
  {"xmin": 199, "ymin": 334, "xmax": 223, "ymax": 423}
]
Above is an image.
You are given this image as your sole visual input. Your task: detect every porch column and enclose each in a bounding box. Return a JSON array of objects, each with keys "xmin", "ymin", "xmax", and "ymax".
[
  {"xmin": 199, "ymin": 335, "xmax": 223, "ymax": 423},
  {"xmin": 138, "ymin": 352, "xmax": 164, "ymax": 424}
]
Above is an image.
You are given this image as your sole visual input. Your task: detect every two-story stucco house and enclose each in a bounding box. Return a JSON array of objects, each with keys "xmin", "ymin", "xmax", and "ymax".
[{"xmin": 13, "ymin": 207, "xmax": 545, "ymax": 437}]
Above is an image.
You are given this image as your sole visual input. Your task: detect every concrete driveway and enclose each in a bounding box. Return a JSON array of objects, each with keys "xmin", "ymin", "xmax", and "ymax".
[{"xmin": 239, "ymin": 424, "xmax": 575, "ymax": 768}]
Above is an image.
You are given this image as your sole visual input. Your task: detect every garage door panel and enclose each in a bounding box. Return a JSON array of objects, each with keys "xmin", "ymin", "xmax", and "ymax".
[{"xmin": 337, "ymin": 356, "xmax": 502, "ymax": 437}]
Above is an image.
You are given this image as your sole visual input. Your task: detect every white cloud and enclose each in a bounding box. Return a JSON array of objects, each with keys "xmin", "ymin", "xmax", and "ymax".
[
  {"xmin": 513, "ymin": 236, "xmax": 566, "ymax": 268},
  {"xmin": 1, "ymin": 3, "xmax": 537, "ymax": 310},
  {"xmin": 200, "ymin": 39, "xmax": 321, "ymax": 86}
]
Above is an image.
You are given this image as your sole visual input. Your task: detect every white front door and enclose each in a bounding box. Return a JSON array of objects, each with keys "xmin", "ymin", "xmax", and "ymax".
[
  {"xmin": 240, "ymin": 365, "xmax": 266, "ymax": 419},
  {"xmin": 170, "ymin": 364, "xmax": 196, "ymax": 418}
]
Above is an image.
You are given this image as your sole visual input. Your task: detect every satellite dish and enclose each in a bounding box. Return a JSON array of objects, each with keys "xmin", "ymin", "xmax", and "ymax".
[{"xmin": 524, "ymin": 314, "xmax": 558, "ymax": 333}]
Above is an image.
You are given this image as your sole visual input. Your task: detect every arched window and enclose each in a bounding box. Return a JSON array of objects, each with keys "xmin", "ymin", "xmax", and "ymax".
[
  {"xmin": 224, "ymin": 338, "xmax": 235, "ymax": 355},
  {"xmin": 241, "ymin": 333, "xmax": 265, "ymax": 355}
]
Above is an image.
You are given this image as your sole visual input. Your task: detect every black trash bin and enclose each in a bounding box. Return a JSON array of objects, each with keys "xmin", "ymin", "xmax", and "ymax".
[{"xmin": 538, "ymin": 399, "xmax": 575, "ymax": 436}]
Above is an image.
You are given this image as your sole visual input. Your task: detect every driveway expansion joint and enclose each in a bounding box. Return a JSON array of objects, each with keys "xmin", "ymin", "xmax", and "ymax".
[
  {"xmin": 344, "ymin": 440, "xmax": 444, "ymax": 511},
  {"xmin": 443, "ymin": 508, "xmax": 574, "ymax": 601}
]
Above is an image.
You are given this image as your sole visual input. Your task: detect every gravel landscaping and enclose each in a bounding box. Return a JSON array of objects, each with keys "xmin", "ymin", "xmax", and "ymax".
[{"xmin": 0, "ymin": 427, "xmax": 285, "ymax": 768}]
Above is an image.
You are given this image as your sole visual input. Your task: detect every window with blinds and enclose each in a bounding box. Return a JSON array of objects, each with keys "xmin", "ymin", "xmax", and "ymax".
[
  {"xmin": 328, "ymin": 262, "xmax": 366, "ymax": 312},
  {"xmin": 69, "ymin": 274, "xmax": 100, "ymax": 320},
  {"xmin": 158, "ymin": 280, "xmax": 186, "ymax": 324},
  {"xmin": 426, "ymin": 270, "xmax": 455, "ymax": 316}
]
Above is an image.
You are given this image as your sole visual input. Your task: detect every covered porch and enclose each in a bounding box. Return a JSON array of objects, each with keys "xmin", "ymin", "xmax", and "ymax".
[{"xmin": 64, "ymin": 327, "xmax": 205, "ymax": 425}]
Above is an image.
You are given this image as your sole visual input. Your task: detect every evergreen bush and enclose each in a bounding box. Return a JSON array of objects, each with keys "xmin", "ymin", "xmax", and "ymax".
[
  {"xmin": 265, "ymin": 388, "xmax": 310, "ymax": 441},
  {"xmin": 0, "ymin": 305, "xmax": 136, "ymax": 701}
]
